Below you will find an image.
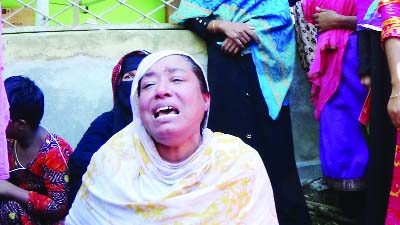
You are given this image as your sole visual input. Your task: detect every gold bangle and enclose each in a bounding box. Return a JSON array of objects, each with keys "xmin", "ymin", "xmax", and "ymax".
[
  {"xmin": 390, "ymin": 93, "xmax": 400, "ymax": 99},
  {"xmin": 211, "ymin": 20, "xmax": 217, "ymax": 33}
]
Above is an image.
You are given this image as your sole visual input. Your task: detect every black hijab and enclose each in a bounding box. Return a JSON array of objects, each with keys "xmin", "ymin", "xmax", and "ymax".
[{"xmin": 111, "ymin": 50, "xmax": 150, "ymax": 133}]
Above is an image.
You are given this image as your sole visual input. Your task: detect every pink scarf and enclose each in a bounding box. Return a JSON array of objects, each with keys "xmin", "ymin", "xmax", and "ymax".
[
  {"xmin": 302, "ymin": 0, "xmax": 357, "ymax": 119},
  {"xmin": 0, "ymin": 6, "xmax": 10, "ymax": 180}
]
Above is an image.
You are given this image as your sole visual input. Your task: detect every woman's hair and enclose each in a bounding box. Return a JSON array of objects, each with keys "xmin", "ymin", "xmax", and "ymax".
[{"xmin": 4, "ymin": 75, "xmax": 44, "ymax": 129}]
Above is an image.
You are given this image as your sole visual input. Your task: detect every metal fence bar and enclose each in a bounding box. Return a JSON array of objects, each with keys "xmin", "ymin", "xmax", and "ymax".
[
  {"xmin": 73, "ymin": 0, "xmax": 80, "ymax": 25},
  {"xmin": 2, "ymin": 0, "xmax": 181, "ymax": 27},
  {"xmin": 134, "ymin": 4, "xmax": 165, "ymax": 24},
  {"xmin": 35, "ymin": 0, "xmax": 49, "ymax": 25},
  {"xmin": 50, "ymin": 3, "xmax": 74, "ymax": 23},
  {"xmin": 159, "ymin": 0, "xmax": 178, "ymax": 9},
  {"xmin": 2, "ymin": 20, "xmax": 15, "ymax": 27},
  {"xmin": 97, "ymin": 2, "xmax": 121, "ymax": 19},
  {"xmin": 117, "ymin": 0, "xmax": 160, "ymax": 24},
  {"xmin": 15, "ymin": 0, "xmax": 63, "ymax": 25},
  {"xmin": 64, "ymin": 0, "xmax": 109, "ymax": 24},
  {"xmin": 3, "ymin": 4, "xmax": 29, "ymax": 23}
]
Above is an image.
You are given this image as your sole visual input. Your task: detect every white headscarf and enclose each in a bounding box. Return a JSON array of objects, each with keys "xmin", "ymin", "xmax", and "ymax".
[{"xmin": 130, "ymin": 50, "xmax": 209, "ymax": 131}]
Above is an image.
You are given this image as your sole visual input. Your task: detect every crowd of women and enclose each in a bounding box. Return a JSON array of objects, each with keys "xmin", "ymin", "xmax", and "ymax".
[{"xmin": 0, "ymin": 0, "xmax": 399, "ymax": 224}]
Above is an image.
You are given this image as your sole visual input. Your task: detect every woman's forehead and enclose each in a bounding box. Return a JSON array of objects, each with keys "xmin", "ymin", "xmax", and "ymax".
[{"xmin": 145, "ymin": 55, "xmax": 192, "ymax": 74}]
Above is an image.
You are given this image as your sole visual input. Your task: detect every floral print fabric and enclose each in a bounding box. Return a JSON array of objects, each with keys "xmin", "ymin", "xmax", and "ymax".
[
  {"xmin": 66, "ymin": 126, "xmax": 278, "ymax": 224},
  {"xmin": 293, "ymin": 1, "xmax": 317, "ymax": 72},
  {"xmin": 380, "ymin": 0, "xmax": 400, "ymax": 41},
  {"xmin": 0, "ymin": 134, "xmax": 73, "ymax": 225}
]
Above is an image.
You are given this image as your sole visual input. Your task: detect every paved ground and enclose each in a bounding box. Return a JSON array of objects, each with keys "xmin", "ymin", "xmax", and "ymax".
[{"xmin": 302, "ymin": 178, "xmax": 365, "ymax": 225}]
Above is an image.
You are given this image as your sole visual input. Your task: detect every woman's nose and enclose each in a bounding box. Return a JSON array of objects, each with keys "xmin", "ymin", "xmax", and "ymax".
[{"xmin": 155, "ymin": 81, "xmax": 172, "ymax": 98}]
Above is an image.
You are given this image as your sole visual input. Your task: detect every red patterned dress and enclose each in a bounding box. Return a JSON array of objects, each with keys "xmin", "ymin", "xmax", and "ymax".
[{"xmin": 0, "ymin": 133, "xmax": 72, "ymax": 225}]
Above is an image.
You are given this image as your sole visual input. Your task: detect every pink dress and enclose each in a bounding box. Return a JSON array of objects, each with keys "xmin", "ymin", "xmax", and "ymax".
[
  {"xmin": 0, "ymin": 5, "xmax": 10, "ymax": 180},
  {"xmin": 302, "ymin": 0, "xmax": 357, "ymax": 119},
  {"xmin": 382, "ymin": 1, "xmax": 400, "ymax": 223}
]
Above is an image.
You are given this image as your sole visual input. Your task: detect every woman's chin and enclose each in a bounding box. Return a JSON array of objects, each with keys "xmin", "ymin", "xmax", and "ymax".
[{"xmin": 151, "ymin": 128, "xmax": 198, "ymax": 146}]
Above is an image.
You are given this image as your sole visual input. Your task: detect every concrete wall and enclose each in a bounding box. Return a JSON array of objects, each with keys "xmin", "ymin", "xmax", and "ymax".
[{"xmin": 2, "ymin": 24, "xmax": 320, "ymax": 179}]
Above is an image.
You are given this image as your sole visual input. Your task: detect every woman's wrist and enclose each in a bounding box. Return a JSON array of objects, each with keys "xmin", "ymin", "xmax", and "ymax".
[
  {"xmin": 337, "ymin": 15, "xmax": 356, "ymax": 30},
  {"xmin": 392, "ymin": 79, "xmax": 400, "ymax": 88},
  {"xmin": 391, "ymin": 83, "xmax": 400, "ymax": 99},
  {"xmin": 208, "ymin": 20, "xmax": 218, "ymax": 33},
  {"xmin": 212, "ymin": 20, "xmax": 218, "ymax": 33}
]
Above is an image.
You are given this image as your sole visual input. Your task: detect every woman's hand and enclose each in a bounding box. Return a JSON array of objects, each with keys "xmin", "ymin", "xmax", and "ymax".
[
  {"xmin": 312, "ymin": 7, "xmax": 356, "ymax": 32},
  {"xmin": 0, "ymin": 180, "xmax": 29, "ymax": 203},
  {"xmin": 221, "ymin": 37, "xmax": 243, "ymax": 55},
  {"xmin": 385, "ymin": 38, "xmax": 400, "ymax": 128},
  {"xmin": 214, "ymin": 21, "xmax": 259, "ymax": 48},
  {"xmin": 388, "ymin": 94, "xmax": 400, "ymax": 128},
  {"xmin": 0, "ymin": 180, "xmax": 11, "ymax": 196},
  {"xmin": 388, "ymin": 83, "xmax": 400, "ymax": 128},
  {"xmin": 312, "ymin": 7, "xmax": 340, "ymax": 32},
  {"xmin": 360, "ymin": 75, "xmax": 371, "ymax": 89}
]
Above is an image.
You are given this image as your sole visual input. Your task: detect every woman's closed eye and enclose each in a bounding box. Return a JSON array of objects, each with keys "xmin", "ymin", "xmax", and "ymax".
[
  {"xmin": 171, "ymin": 77, "xmax": 184, "ymax": 83},
  {"xmin": 141, "ymin": 82, "xmax": 156, "ymax": 90}
]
